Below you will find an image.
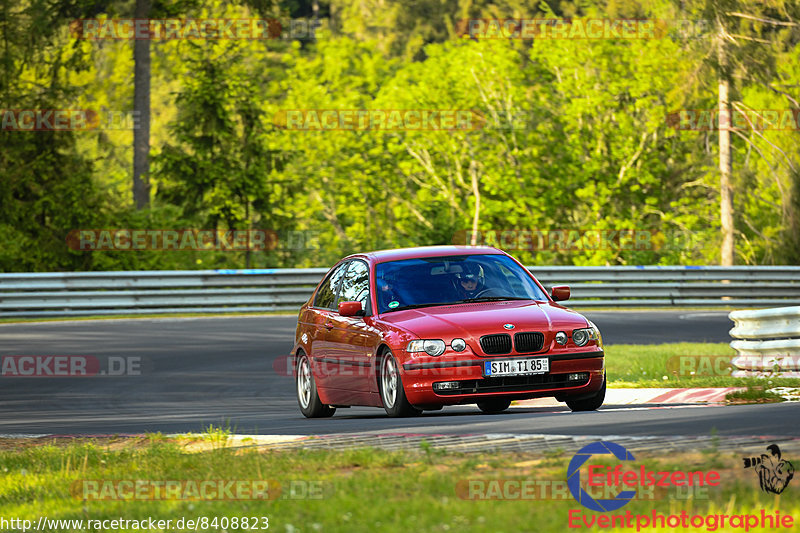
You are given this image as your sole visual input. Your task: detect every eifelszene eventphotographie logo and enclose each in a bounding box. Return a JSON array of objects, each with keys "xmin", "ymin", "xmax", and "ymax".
[{"xmin": 567, "ymin": 441, "xmax": 721, "ymax": 513}]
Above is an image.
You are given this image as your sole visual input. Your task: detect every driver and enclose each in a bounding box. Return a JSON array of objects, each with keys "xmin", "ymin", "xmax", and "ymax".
[
  {"xmin": 453, "ymin": 263, "xmax": 486, "ymax": 299},
  {"xmin": 377, "ymin": 277, "xmax": 400, "ymax": 308}
]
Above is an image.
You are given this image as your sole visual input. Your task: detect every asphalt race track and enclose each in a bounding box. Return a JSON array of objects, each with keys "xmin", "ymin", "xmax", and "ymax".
[{"xmin": 1, "ymin": 311, "xmax": 796, "ymax": 437}]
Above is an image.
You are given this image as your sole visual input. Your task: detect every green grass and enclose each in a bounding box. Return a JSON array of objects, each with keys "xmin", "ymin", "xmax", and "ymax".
[
  {"xmin": 726, "ymin": 386, "xmax": 786, "ymax": 404},
  {"xmin": 605, "ymin": 342, "xmax": 800, "ymax": 388},
  {"xmin": 1, "ymin": 437, "xmax": 797, "ymax": 532}
]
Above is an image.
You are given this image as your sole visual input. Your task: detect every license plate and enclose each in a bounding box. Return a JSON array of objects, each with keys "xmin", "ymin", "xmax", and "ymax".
[{"xmin": 483, "ymin": 358, "xmax": 549, "ymax": 377}]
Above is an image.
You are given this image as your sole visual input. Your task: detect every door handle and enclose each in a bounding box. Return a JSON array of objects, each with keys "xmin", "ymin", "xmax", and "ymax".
[{"xmin": 323, "ymin": 321, "xmax": 334, "ymax": 330}]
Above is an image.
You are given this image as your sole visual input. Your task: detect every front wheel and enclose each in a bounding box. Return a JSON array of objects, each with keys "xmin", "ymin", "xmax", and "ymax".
[
  {"xmin": 379, "ymin": 350, "xmax": 421, "ymax": 418},
  {"xmin": 296, "ymin": 353, "xmax": 335, "ymax": 418},
  {"xmin": 565, "ymin": 373, "xmax": 606, "ymax": 412},
  {"xmin": 477, "ymin": 398, "xmax": 511, "ymax": 414}
]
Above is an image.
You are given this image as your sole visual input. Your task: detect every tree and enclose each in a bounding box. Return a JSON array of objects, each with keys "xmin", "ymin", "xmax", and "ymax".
[
  {"xmin": 0, "ymin": 0, "xmax": 106, "ymax": 271},
  {"xmin": 717, "ymin": 19, "xmax": 735, "ymax": 265},
  {"xmin": 155, "ymin": 38, "xmax": 285, "ymax": 268},
  {"xmin": 133, "ymin": 0, "xmax": 152, "ymax": 209},
  {"xmin": 675, "ymin": 0, "xmax": 800, "ymax": 264}
]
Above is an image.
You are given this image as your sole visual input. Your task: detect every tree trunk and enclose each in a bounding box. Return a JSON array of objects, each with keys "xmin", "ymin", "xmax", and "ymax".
[
  {"xmin": 245, "ymin": 198, "xmax": 251, "ymax": 269},
  {"xmin": 717, "ymin": 31, "xmax": 734, "ymax": 265},
  {"xmin": 133, "ymin": 0, "xmax": 151, "ymax": 209},
  {"xmin": 469, "ymin": 160, "xmax": 480, "ymax": 246},
  {"xmin": 787, "ymin": 173, "xmax": 800, "ymax": 264}
]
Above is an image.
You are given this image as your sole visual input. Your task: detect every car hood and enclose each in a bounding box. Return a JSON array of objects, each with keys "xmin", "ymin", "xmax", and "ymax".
[{"xmin": 379, "ymin": 300, "xmax": 589, "ymax": 339}]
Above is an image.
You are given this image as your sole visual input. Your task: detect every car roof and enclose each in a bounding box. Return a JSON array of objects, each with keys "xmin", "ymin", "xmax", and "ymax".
[{"xmin": 344, "ymin": 245, "xmax": 506, "ymax": 264}]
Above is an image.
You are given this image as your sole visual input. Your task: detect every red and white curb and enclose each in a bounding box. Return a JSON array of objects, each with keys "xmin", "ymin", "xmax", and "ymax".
[{"xmin": 512, "ymin": 387, "xmax": 746, "ymax": 408}]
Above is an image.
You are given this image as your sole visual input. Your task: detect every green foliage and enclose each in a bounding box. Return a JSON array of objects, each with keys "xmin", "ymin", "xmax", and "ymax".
[
  {"xmin": 2, "ymin": 0, "xmax": 799, "ymax": 271},
  {"xmin": 0, "ymin": 0, "xmax": 105, "ymax": 272}
]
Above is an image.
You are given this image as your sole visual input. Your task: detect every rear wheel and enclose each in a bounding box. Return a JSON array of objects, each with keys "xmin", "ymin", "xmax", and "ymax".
[
  {"xmin": 565, "ymin": 373, "xmax": 606, "ymax": 412},
  {"xmin": 477, "ymin": 398, "xmax": 511, "ymax": 414},
  {"xmin": 379, "ymin": 350, "xmax": 421, "ymax": 417},
  {"xmin": 296, "ymin": 353, "xmax": 335, "ymax": 418}
]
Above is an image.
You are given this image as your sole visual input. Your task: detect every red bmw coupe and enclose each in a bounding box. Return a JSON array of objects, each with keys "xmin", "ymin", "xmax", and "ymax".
[{"xmin": 293, "ymin": 246, "xmax": 605, "ymax": 418}]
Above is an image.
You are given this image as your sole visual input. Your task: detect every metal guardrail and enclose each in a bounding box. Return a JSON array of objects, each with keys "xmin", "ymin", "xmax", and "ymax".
[
  {"xmin": 729, "ymin": 306, "xmax": 800, "ymax": 378},
  {"xmin": 1, "ymin": 266, "xmax": 800, "ymax": 318}
]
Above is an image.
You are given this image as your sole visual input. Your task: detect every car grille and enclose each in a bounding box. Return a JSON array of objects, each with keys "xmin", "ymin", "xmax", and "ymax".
[
  {"xmin": 514, "ymin": 332, "xmax": 544, "ymax": 353},
  {"xmin": 479, "ymin": 334, "xmax": 512, "ymax": 355},
  {"xmin": 433, "ymin": 373, "xmax": 589, "ymax": 395}
]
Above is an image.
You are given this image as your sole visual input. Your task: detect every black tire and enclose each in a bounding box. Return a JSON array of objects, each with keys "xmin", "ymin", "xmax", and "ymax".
[
  {"xmin": 296, "ymin": 353, "xmax": 336, "ymax": 418},
  {"xmin": 379, "ymin": 350, "xmax": 421, "ymax": 417},
  {"xmin": 565, "ymin": 373, "xmax": 606, "ymax": 412},
  {"xmin": 477, "ymin": 398, "xmax": 512, "ymax": 414}
]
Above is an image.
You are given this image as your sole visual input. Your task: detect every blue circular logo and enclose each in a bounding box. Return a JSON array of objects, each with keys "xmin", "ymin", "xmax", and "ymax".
[{"xmin": 567, "ymin": 441, "xmax": 637, "ymax": 512}]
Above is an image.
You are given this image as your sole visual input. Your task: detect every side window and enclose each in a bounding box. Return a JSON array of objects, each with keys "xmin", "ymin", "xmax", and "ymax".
[
  {"xmin": 336, "ymin": 260, "xmax": 370, "ymax": 312},
  {"xmin": 313, "ymin": 262, "xmax": 349, "ymax": 309}
]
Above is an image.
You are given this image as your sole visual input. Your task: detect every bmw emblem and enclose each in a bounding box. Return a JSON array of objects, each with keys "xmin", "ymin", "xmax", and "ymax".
[{"xmin": 503, "ymin": 324, "xmax": 515, "ymax": 330}]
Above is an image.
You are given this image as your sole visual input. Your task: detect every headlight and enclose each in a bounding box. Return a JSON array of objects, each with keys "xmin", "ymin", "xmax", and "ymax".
[
  {"xmin": 589, "ymin": 321, "xmax": 602, "ymax": 348},
  {"xmin": 572, "ymin": 327, "xmax": 599, "ymax": 347},
  {"xmin": 450, "ymin": 338, "xmax": 467, "ymax": 352},
  {"xmin": 407, "ymin": 339, "xmax": 446, "ymax": 357},
  {"xmin": 555, "ymin": 331, "xmax": 568, "ymax": 345}
]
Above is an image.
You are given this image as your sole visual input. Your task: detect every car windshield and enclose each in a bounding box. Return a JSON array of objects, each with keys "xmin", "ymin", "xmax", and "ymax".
[{"xmin": 374, "ymin": 254, "xmax": 548, "ymax": 313}]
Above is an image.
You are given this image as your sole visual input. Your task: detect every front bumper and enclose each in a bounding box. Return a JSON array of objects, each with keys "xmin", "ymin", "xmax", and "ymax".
[{"xmin": 401, "ymin": 351, "xmax": 604, "ymax": 406}]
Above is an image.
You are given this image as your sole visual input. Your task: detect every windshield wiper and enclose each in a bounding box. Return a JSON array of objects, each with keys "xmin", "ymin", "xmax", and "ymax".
[
  {"xmin": 453, "ymin": 296, "xmax": 532, "ymax": 303},
  {"xmin": 386, "ymin": 297, "xmax": 532, "ymax": 312},
  {"xmin": 385, "ymin": 302, "xmax": 453, "ymax": 312}
]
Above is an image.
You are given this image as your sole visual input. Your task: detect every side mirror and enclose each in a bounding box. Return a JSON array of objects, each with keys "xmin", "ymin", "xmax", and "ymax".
[
  {"xmin": 550, "ymin": 285, "xmax": 570, "ymax": 302},
  {"xmin": 338, "ymin": 301, "xmax": 364, "ymax": 317}
]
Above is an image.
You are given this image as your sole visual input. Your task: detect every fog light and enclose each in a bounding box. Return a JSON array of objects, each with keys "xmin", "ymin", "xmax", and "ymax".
[
  {"xmin": 568, "ymin": 373, "xmax": 589, "ymax": 381},
  {"xmin": 433, "ymin": 381, "xmax": 460, "ymax": 391},
  {"xmin": 451, "ymin": 338, "xmax": 466, "ymax": 352},
  {"xmin": 555, "ymin": 331, "xmax": 567, "ymax": 345}
]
